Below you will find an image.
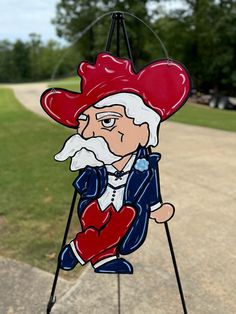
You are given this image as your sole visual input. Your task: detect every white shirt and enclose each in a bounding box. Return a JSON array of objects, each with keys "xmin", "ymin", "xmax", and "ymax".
[
  {"xmin": 97, "ymin": 154, "xmax": 162, "ymax": 212},
  {"xmin": 98, "ymin": 154, "xmax": 136, "ymax": 212}
]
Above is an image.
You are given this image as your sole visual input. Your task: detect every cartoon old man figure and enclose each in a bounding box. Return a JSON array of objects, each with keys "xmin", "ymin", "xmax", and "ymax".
[{"xmin": 41, "ymin": 53, "xmax": 190, "ymax": 274}]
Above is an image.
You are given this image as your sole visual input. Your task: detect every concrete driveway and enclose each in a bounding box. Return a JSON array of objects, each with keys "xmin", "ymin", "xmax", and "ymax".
[
  {"xmin": 4, "ymin": 82, "xmax": 49, "ymax": 118},
  {"xmin": 1, "ymin": 83, "xmax": 236, "ymax": 314}
]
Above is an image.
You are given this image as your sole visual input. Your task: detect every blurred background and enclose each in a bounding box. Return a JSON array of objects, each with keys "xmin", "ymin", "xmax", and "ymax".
[
  {"xmin": 0, "ymin": 1, "xmax": 236, "ymax": 313},
  {"xmin": 1, "ymin": 0, "xmax": 236, "ymax": 94}
]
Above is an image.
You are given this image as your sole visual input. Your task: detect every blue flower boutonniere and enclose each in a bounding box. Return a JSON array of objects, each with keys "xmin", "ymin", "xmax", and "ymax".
[{"xmin": 134, "ymin": 158, "xmax": 149, "ymax": 172}]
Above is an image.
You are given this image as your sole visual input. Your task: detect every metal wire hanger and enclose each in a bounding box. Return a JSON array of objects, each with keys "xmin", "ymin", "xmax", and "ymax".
[{"xmin": 50, "ymin": 10, "xmax": 170, "ymax": 81}]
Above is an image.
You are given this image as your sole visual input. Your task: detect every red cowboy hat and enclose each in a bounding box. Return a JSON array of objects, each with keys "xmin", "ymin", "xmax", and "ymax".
[{"xmin": 40, "ymin": 53, "xmax": 191, "ymax": 128}]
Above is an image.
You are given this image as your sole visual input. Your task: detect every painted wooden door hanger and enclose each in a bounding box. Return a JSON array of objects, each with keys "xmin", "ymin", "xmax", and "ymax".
[{"xmin": 43, "ymin": 11, "xmax": 190, "ymax": 314}]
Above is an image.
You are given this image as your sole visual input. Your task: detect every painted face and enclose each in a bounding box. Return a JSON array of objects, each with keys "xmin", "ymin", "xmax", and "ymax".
[{"xmin": 77, "ymin": 105, "xmax": 149, "ymax": 157}]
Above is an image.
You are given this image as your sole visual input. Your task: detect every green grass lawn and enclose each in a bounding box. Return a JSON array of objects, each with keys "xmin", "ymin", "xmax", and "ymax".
[
  {"xmin": 170, "ymin": 102, "xmax": 236, "ymax": 132},
  {"xmin": 48, "ymin": 76, "xmax": 80, "ymax": 92},
  {"xmin": 0, "ymin": 87, "xmax": 82, "ymax": 278},
  {"xmin": 0, "ymin": 83, "xmax": 235, "ymax": 277}
]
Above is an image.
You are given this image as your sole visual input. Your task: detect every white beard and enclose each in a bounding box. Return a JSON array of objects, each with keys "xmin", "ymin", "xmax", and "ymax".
[{"xmin": 55, "ymin": 134, "xmax": 121, "ymax": 171}]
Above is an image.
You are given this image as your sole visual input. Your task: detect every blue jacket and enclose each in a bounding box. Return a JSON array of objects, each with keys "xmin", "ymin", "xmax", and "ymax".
[{"xmin": 73, "ymin": 147, "xmax": 162, "ymax": 255}]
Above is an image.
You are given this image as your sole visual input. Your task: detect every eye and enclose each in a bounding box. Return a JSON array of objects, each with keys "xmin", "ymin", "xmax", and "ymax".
[{"xmin": 101, "ymin": 118, "xmax": 116, "ymax": 128}]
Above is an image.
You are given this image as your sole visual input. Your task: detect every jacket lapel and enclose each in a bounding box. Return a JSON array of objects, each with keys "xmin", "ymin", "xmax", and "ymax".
[
  {"xmin": 124, "ymin": 147, "xmax": 152, "ymax": 203},
  {"xmin": 96, "ymin": 165, "xmax": 108, "ymax": 197},
  {"xmin": 96, "ymin": 147, "xmax": 152, "ymax": 202}
]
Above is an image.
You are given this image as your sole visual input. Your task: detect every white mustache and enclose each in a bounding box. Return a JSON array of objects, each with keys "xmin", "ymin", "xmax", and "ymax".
[{"xmin": 55, "ymin": 134, "xmax": 121, "ymax": 171}]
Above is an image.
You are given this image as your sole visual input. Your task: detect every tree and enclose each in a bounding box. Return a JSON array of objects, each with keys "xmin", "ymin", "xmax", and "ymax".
[
  {"xmin": 0, "ymin": 36, "xmax": 79, "ymax": 83},
  {"xmin": 153, "ymin": 0, "xmax": 236, "ymax": 93},
  {"xmin": 12, "ymin": 40, "xmax": 31, "ymax": 81},
  {"xmin": 28, "ymin": 33, "xmax": 43, "ymax": 80},
  {"xmin": 1, "ymin": 0, "xmax": 235, "ymax": 90},
  {"xmin": 52, "ymin": 0, "xmax": 159, "ymax": 68},
  {"xmin": 0, "ymin": 40, "xmax": 14, "ymax": 82}
]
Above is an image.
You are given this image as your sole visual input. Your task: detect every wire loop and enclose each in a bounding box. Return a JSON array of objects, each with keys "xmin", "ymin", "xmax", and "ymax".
[{"xmin": 50, "ymin": 10, "xmax": 170, "ymax": 80}]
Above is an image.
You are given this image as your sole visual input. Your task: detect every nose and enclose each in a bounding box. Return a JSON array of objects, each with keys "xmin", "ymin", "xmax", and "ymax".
[{"xmin": 81, "ymin": 123, "xmax": 95, "ymax": 139}]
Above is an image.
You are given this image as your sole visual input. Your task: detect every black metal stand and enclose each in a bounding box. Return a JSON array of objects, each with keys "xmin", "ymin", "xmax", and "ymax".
[
  {"xmin": 105, "ymin": 12, "xmax": 134, "ymax": 314},
  {"xmin": 46, "ymin": 189, "xmax": 78, "ymax": 314},
  {"xmin": 164, "ymin": 222, "xmax": 188, "ymax": 314},
  {"xmin": 46, "ymin": 11, "xmax": 188, "ymax": 314},
  {"xmin": 105, "ymin": 12, "xmax": 133, "ymax": 63},
  {"xmin": 117, "ymin": 273, "xmax": 121, "ymax": 314}
]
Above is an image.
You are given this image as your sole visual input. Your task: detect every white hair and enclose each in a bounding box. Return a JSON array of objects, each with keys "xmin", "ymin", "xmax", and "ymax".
[{"xmin": 94, "ymin": 92, "xmax": 161, "ymax": 147}]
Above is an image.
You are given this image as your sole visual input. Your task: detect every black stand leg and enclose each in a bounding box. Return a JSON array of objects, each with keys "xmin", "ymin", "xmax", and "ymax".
[
  {"xmin": 105, "ymin": 13, "xmax": 116, "ymax": 51},
  {"xmin": 105, "ymin": 11, "xmax": 134, "ymax": 64},
  {"xmin": 117, "ymin": 273, "xmax": 121, "ymax": 314},
  {"xmin": 164, "ymin": 222, "xmax": 188, "ymax": 314},
  {"xmin": 46, "ymin": 189, "xmax": 78, "ymax": 314},
  {"xmin": 120, "ymin": 15, "xmax": 133, "ymax": 64}
]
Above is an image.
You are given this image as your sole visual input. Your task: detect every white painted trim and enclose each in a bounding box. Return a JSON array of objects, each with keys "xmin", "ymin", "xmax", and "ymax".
[
  {"xmin": 150, "ymin": 202, "xmax": 162, "ymax": 212},
  {"xmin": 96, "ymin": 111, "xmax": 122, "ymax": 120},
  {"xmin": 93, "ymin": 256, "xmax": 117, "ymax": 269},
  {"xmin": 70, "ymin": 241, "xmax": 85, "ymax": 265}
]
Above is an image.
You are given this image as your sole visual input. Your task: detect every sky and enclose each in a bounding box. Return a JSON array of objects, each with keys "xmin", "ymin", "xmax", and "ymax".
[
  {"xmin": 0, "ymin": 0, "xmax": 62, "ymax": 43},
  {"xmin": 0, "ymin": 0, "xmax": 184, "ymax": 43}
]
